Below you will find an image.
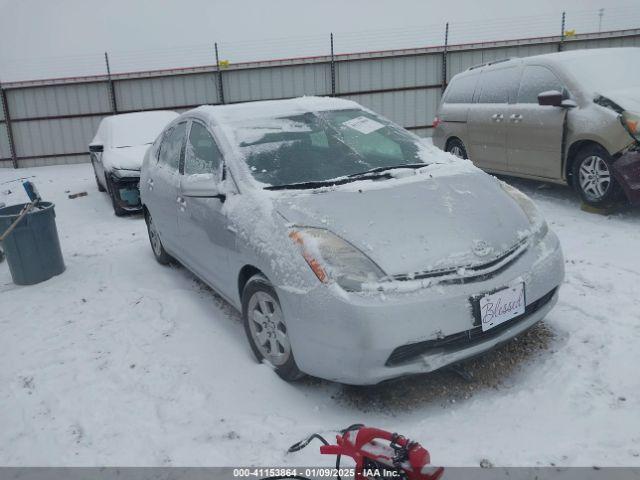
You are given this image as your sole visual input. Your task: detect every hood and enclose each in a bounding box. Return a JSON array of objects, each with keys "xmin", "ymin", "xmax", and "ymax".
[
  {"xmin": 103, "ymin": 145, "xmax": 150, "ymax": 171},
  {"xmin": 274, "ymin": 172, "xmax": 531, "ymax": 276},
  {"xmin": 598, "ymin": 88, "xmax": 640, "ymax": 113}
]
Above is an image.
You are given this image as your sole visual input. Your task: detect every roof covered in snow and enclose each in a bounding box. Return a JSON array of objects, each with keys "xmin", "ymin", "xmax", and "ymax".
[{"xmin": 190, "ymin": 96, "xmax": 362, "ymax": 125}]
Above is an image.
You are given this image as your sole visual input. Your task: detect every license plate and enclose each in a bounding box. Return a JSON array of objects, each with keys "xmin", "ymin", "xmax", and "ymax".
[{"xmin": 478, "ymin": 283, "xmax": 526, "ymax": 332}]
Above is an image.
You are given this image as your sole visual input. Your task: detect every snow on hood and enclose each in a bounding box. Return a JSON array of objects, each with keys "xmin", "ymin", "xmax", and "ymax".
[
  {"xmin": 273, "ymin": 169, "xmax": 531, "ymax": 277},
  {"xmin": 598, "ymin": 87, "xmax": 640, "ymax": 113},
  {"xmin": 102, "ymin": 145, "xmax": 150, "ymax": 172}
]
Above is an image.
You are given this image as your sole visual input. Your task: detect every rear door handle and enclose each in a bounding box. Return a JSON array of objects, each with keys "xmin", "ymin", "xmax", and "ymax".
[
  {"xmin": 147, "ymin": 178, "xmax": 154, "ymax": 190},
  {"xmin": 510, "ymin": 113, "xmax": 523, "ymax": 122},
  {"xmin": 491, "ymin": 113, "xmax": 504, "ymax": 122},
  {"xmin": 177, "ymin": 196, "xmax": 187, "ymax": 211}
]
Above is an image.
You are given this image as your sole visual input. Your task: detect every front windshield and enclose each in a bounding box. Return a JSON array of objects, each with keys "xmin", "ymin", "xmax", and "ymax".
[
  {"xmin": 230, "ymin": 109, "xmax": 427, "ymax": 187},
  {"xmin": 564, "ymin": 50, "xmax": 640, "ymax": 94}
]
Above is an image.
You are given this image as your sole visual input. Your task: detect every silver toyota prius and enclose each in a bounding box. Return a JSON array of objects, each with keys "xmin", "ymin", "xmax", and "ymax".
[{"xmin": 140, "ymin": 96, "xmax": 564, "ymax": 385}]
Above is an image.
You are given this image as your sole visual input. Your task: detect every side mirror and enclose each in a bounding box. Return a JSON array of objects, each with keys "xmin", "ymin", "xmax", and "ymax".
[
  {"xmin": 537, "ymin": 90, "xmax": 563, "ymax": 107},
  {"xmin": 180, "ymin": 173, "xmax": 226, "ymax": 201},
  {"xmin": 89, "ymin": 144, "xmax": 104, "ymax": 153},
  {"xmin": 560, "ymin": 99, "xmax": 577, "ymax": 108}
]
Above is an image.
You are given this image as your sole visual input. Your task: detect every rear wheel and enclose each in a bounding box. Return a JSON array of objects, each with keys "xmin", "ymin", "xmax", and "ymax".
[
  {"xmin": 572, "ymin": 144, "xmax": 621, "ymax": 207},
  {"xmin": 446, "ymin": 138, "xmax": 468, "ymax": 159},
  {"xmin": 145, "ymin": 211, "xmax": 172, "ymax": 265},
  {"xmin": 242, "ymin": 274, "xmax": 304, "ymax": 382}
]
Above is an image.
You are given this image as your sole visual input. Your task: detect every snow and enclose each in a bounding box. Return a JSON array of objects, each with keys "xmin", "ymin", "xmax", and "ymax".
[
  {"xmin": 91, "ymin": 111, "xmax": 179, "ymax": 149},
  {"xmin": 198, "ymin": 97, "xmax": 360, "ymax": 126},
  {"xmin": 1, "ymin": 164, "xmax": 640, "ymax": 467}
]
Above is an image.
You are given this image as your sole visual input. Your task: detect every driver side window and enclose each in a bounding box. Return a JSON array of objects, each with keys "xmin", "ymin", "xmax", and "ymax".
[
  {"xmin": 184, "ymin": 122, "xmax": 223, "ymax": 177},
  {"xmin": 158, "ymin": 122, "xmax": 187, "ymax": 170},
  {"xmin": 517, "ymin": 66, "xmax": 565, "ymax": 104}
]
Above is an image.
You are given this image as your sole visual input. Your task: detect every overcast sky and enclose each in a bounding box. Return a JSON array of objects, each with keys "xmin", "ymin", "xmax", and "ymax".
[{"xmin": 0, "ymin": 0, "xmax": 637, "ymax": 81}]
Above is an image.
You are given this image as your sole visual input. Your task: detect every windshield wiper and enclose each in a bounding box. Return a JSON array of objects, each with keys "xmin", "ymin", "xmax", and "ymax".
[
  {"xmin": 265, "ymin": 178, "xmax": 360, "ymax": 191},
  {"xmin": 347, "ymin": 163, "xmax": 427, "ymax": 178}
]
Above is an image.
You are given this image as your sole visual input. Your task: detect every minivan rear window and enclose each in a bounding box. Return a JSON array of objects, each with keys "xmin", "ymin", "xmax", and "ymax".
[{"xmin": 443, "ymin": 75, "xmax": 478, "ymax": 104}]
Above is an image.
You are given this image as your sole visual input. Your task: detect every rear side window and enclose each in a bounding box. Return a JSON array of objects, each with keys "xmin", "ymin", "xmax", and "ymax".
[
  {"xmin": 476, "ymin": 67, "xmax": 520, "ymax": 104},
  {"xmin": 443, "ymin": 75, "xmax": 478, "ymax": 104},
  {"xmin": 517, "ymin": 66, "xmax": 564, "ymax": 103},
  {"xmin": 184, "ymin": 122, "xmax": 223, "ymax": 176},
  {"xmin": 158, "ymin": 122, "xmax": 187, "ymax": 170}
]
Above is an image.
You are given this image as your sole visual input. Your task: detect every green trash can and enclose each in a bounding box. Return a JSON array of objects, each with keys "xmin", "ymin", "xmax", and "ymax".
[{"xmin": 0, "ymin": 202, "xmax": 65, "ymax": 285}]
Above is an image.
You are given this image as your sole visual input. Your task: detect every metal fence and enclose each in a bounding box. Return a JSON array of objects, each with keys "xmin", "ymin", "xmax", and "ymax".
[{"xmin": 1, "ymin": 26, "xmax": 639, "ymax": 168}]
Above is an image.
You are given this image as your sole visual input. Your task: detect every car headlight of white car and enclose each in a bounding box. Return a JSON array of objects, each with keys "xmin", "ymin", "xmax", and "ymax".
[
  {"xmin": 289, "ymin": 227, "xmax": 387, "ymax": 291},
  {"xmin": 500, "ymin": 181, "xmax": 549, "ymax": 243}
]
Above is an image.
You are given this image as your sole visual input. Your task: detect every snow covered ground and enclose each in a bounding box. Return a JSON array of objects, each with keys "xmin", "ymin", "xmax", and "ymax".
[{"xmin": 0, "ymin": 163, "xmax": 639, "ymax": 467}]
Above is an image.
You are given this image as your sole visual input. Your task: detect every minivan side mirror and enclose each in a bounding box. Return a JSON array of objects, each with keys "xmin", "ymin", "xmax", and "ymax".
[
  {"xmin": 537, "ymin": 90, "xmax": 563, "ymax": 107},
  {"xmin": 180, "ymin": 173, "xmax": 226, "ymax": 201},
  {"xmin": 89, "ymin": 144, "xmax": 104, "ymax": 153}
]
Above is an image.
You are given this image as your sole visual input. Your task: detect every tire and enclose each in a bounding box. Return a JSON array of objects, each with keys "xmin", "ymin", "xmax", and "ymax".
[
  {"xmin": 106, "ymin": 177, "xmax": 128, "ymax": 217},
  {"xmin": 446, "ymin": 138, "xmax": 468, "ymax": 159},
  {"xmin": 242, "ymin": 274, "xmax": 304, "ymax": 382},
  {"xmin": 95, "ymin": 171, "xmax": 106, "ymax": 192},
  {"xmin": 572, "ymin": 144, "xmax": 622, "ymax": 208},
  {"xmin": 145, "ymin": 210, "xmax": 172, "ymax": 265}
]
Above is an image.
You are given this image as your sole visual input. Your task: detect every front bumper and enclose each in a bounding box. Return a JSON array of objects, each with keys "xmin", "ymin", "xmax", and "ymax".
[
  {"xmin": 277, "ymin": 230, "xmax": 565, "ymax": 385},
  {"xmin": 109, "ymin": 171, "xmax": 142, "ymax": 212},
  {"xmin": 613, "ymin": 149, "xmax": 640, "ymax": 206}
]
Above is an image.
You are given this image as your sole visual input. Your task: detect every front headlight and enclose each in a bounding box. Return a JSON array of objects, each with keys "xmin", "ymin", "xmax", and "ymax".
[
  {"xmin": 111, "ymin": 168, "xmax": 140, "ymax": 180},
  {"xmin": 500, "ymin": 181, "xmax": 548, "ymax": 243},
  {"xmin": 621, "ymin": 111, "xmax": 640, "ymax": 141},
  {"xmin": 289, "ymin": 227, "xmax": 387, "ymax": 291}
]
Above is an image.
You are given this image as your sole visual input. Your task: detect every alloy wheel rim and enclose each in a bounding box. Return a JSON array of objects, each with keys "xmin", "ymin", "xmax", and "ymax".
[
  {"xmin": 450, "ymin": 145, "xmax": 463, "ymax": 158},
  {"xmin": 148, "ymin": 216, "xmax": 163, "ymax": 256},
  {"xmin": 247, "ymin": 290, "xmax": 291, "ymax": 367},
  {"xmin": 579, "ymin": 155, "xmax": 611, "ymax": 201}
]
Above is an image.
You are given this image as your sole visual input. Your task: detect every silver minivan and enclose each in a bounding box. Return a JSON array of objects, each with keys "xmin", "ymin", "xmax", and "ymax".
[{"xmin": 433, "ymin": 47, "xmax": 640, "ymax": 207}]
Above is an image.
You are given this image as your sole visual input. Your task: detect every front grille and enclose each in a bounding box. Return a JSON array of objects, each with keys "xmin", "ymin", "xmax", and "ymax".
[
  {"xmin": 392, "ymin": 239, "xmax": 528, "ymax": 286},
  {"xmin": 385, "ymin": 288, "xmax": 557, "ymax": 366}
]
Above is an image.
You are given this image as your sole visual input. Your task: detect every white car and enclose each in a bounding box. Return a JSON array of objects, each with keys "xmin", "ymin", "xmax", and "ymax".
[{"xmin": 89, "ymin": 111, "xmax": 178, "ymax": 215}]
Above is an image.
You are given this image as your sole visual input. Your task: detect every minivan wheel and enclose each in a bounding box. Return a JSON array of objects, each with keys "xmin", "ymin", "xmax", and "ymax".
[
  {"xmin": 572, "ymin": 145, "xmax": 621, "ymax": 207},
  {"xmin": 242, "ymin": 274, "xmax": 304, "ymax": 382},
  {"xmin": 446, "ymin": 138, "xmax": 468, "ymax": 159},
  {"xmin": 145, "ymin": 211, "xmax": 172, "ymax": 265}
]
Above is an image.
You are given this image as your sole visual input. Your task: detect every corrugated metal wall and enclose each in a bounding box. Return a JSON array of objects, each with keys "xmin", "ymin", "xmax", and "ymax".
[{"xmin": 1, "ymin": 29, "xmax": 638, "ymax": 168}]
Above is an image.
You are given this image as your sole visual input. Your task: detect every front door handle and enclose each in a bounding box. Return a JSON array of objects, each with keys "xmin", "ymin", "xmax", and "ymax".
[
  {"xmin": 177, "ymin": 196, "xmax": 187, "ymax": 211},
  {"xmin": 510, "ymin": 113, "xmax": 523, "ymax": 123},
  {"xmin": 147, "ymin": 178, "xmax": 154, "ymax": 190},
  {"xmin": 491, "ymin": 113, "xmax": 504, "ymax": 122}
]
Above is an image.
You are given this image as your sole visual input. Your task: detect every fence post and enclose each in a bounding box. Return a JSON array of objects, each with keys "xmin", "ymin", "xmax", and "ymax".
[
  {"xmin": 0, "ymin": 83, "xmax": 18, "ymax": 169},
  {"xmin": 442, "ymin": 22, "xmax": 449, "ymax": 92},
  {"xmin": 558, "ymin": 11, "xmax": 566, "ymax": 52},
  {"xmin": 104, "ymin": 52, "xmax": 118, "ymax": 114},
  {"xmin": 215, "ymin": 43, "xmax": 225, "ymax": 105},
  {"xmin": 330, "ymin": 33, "xmax": 336, "ymax": 96}
]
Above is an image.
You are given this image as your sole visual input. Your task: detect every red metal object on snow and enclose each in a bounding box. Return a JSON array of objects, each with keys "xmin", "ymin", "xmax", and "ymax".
[
  {"xmin": 320, "ymin": 426, "xmax": 444, "ymax": 480},
  {"xmin": 613, "ymin": 150, "xmax": 640, "ymax": 206}
]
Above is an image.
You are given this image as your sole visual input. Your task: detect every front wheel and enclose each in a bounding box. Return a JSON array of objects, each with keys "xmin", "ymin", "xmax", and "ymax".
[
  {"xmin": 106, "ymin": 178, "xmax": 128, "ymax": 216},
  {"xmin": 572, "ymin": 145, "xmax": 622, "ymax": 208},
  {"xmin": 145, "ymin": 211, "xmax": 172, "ymax": 265},
  {"xmin": 242, "ymin": 274, "xmax": 304, "ymax": 382}
]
